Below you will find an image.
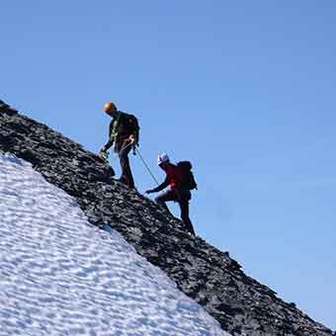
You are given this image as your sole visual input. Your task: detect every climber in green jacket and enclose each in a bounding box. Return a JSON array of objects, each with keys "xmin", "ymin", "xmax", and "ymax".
[{"xmin": 99, "ymin": 102, "xmax": 140, "ymax": 189}]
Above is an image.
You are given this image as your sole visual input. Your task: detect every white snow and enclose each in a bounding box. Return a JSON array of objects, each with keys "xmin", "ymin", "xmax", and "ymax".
[{"xmin": 0, "ymin": 154, "xmax": 230, "ymax": 336}]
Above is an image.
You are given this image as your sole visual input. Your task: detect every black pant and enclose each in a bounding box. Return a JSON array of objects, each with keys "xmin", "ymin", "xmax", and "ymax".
[
  {"xmin": 115, "ymin": 139, "xmax": 135, "ymax": 189},
  {"xmin": 155, "ymin": 189, "xmax": 195, "ymax": 235}
]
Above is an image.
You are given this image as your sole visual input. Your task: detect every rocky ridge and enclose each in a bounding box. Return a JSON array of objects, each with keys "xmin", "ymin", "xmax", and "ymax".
[{"xmin": 0, "ymin": 100, "xmax": 334, "ymax": 336}]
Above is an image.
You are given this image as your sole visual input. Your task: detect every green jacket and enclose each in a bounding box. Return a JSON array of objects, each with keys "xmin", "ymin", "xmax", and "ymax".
[{"xmin": 103, "ymin": 111, "xmax": 139, "ymax": 151}]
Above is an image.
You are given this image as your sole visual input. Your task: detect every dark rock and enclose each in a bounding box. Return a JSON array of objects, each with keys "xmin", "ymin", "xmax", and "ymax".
[
  {"xmin": 0, "ymin": 99, "xmax": 17, "ymax": 116},
  {"xmin": 19, "ymin": 148, "xmax": 41, "ymax": 165}
]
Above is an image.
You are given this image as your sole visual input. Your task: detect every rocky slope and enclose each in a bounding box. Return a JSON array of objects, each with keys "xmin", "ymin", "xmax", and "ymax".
[{"xmin": 0, "ymin": 100, "xmax": 334, "ymax": 336}]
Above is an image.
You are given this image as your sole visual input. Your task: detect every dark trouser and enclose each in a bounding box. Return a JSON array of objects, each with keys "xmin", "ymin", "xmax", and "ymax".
[
  {"xmin": 155, "ymin": 189, "xmax": 195, "ymax": 236},
  {"xmin": 115, "ymin": 139, "xmax": 135, "ymax": 189}
]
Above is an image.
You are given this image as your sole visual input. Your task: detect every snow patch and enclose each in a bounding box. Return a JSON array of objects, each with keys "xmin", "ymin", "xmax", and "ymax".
[{"xmin": 0, "ymin": 155, "xmax": 230, "ymax": 336}]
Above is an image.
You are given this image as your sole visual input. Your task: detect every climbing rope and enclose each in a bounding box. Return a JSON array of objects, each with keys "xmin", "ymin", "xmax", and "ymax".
[
  {"xmin": 134, "ymin": 147, "xmax": 159, "ymax": 186},
  {"xmin": 100, "ymin": 141, "xmax": 159, "ymax": 186}
]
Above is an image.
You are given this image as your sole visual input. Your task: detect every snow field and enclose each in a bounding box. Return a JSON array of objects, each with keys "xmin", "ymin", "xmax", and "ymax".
[{"xmin": 0, "ymin": 154, "xmax": 230, "ymax": 336}]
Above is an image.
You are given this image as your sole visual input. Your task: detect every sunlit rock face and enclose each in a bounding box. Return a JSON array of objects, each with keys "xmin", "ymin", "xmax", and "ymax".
[{"xmin": 0, "ymin": 101, "xmax": 334, "ymax": 336}]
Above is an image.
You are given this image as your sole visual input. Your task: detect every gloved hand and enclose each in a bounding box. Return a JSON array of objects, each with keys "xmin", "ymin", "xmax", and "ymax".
[
  {"xmin": 129, "ymin": 135, "xmax": 139, "ymax": 147},
  {"xmin": 99, "ymin": 149, "xmax": 109, "ymax": 161},
  {"xmin": 145, "ymin": 189, "xmax": 154, "ymax": 194}
]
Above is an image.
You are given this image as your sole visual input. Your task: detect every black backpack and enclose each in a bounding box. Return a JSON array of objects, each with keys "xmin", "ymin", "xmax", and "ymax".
[
  {"xmin": 118, "ymin": 112, "xmax": 140, "ymax": 135},
  {"xmin": 177, "ymin": 161, "xmax": 198, "ymax": 190}
]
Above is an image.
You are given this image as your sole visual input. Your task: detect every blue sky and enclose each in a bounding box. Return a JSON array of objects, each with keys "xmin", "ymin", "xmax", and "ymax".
[{"xmin": 1, "ymin": 1, "xmax": 335, "ymax": 330}]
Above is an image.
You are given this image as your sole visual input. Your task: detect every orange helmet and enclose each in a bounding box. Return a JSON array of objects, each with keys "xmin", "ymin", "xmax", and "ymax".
[{"xmin": 104, "ymin": 102, "xmax": 117, "ymax": 114}]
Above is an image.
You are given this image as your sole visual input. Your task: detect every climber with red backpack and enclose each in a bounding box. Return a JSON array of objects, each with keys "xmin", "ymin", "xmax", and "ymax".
[
  {"xmin": 99, "ymin": 102, "xmax": 140, "ymax": 189},
  {"xmin": 145, "ymin": 153, "xmax": 197, "ymax": 236}
]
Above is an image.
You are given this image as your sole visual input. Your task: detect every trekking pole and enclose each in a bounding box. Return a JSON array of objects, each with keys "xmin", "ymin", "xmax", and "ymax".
[{"xmin": 134, "ymin": 147, "xmax": 160, "ymax": 186}]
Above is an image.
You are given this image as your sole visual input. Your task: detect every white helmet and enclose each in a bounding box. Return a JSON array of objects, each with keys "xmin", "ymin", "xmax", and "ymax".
[{"xmin": 157, "ymin": 153, "xmax": 170, "ymax": 165}]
